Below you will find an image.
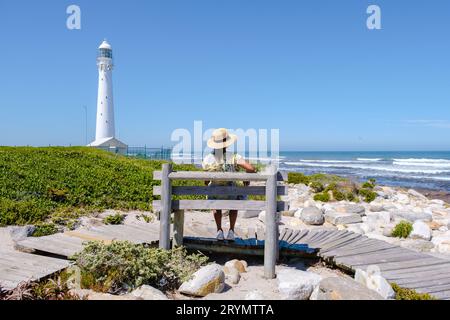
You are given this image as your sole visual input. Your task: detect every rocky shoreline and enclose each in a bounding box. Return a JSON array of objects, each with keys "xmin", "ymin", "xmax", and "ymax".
[{"xmin": 283, "ymin": 183, "xmax": 450, "ymax": 257}]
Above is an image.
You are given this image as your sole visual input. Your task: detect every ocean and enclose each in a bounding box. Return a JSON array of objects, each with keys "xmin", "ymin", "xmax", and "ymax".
[
  {"xmin": 278, "ymin": 151, "xmax": 450, "ymax": 192},
  {"xmin": 171, "ymin": 151, "xmax": 450, "ymax": 192}
]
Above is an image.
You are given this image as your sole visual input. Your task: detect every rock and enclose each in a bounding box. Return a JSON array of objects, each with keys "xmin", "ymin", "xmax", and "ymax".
[
  {"xmin": 325, "ymin": 211, "xmax": 362, "ymax": 225},
  {"xmin": 258, "ymin": 211, "xmax": 281, "ymax": 224},
  {"xmin": 227, "ymin": 268, "xmax": 240, "ymax": 285},
  {"xmin": 431, "ymin": 199, "xmax": 445, "ymax": 206},
  {"xmin": 354, "ymin": 268, "xmax": 368, "ymax": 286},
  {"xmin": 354, "ymin": 265, "xmax": 395, "ymax": 300},
  {"xmin": 395, "ymin": 193, "xmax": 410, "ymax": 205},
  {"xmin": 240, "ymin": 210, "xmax": 260, "ymax": 219},
  {"xmin": 245, "ymin": 290, "xmax": 267, "ymax": 300},
  {"xmin": 224, "ymin": 260, "xmax": 247, "ymax": 273},
  {"xmin": 335, "ymin": 204, "xmax": 366, "ymax": 215},
  {"xmin": 431, "ymin": 232, "xmax": 450, "ymax": 253},
  {"xmin": 391, "ymin": 211, "xmax": 432, "ymax": 222},
  {"xmin": 277, "ymin": 269, "xmax": 321, "ymax": 300},
  {"xmin": 410, "ymin": 220, "xmax": 432, "ymax": 241},
  {"xmin": 178, "ymin": 264, "xmax": 225, "ymax": 297},
  {"xmin": 8, "ymin": 225, "xmax": 35, "ymax": 242},
  {"xmin": 130, "ymin": 285, "xmax": 168, "ymax": 300},
  {"xmin": 300, "ymin": 206, "xmax": 324, "ymax": 225},
  {"xmin": 400, "ymin": 239, "xmax": 434, "ymax": 252},
  {"xmin": 408, "ymin": 189, "xmax": 428, "ymax": 200},
  {"xmin": 281, "ymin": 210, "xmax": 295, "ymax": 217},
  {"xmin": 346, "ymin": 224, "xmax": 364, "ymax": 234},
  {"xmin": 366, "ymin": 274, "xmax": 395, "ymax": 299},
  {"xmin": 370, "ymin": 204, "xmax": 384, "ymax": 212},
  {"xmin": 311, "ymin": 277, "xmax": 383, "ymax": 300},
  {"xmin": 383, "ymin": 226, "xmax": 394, "ymax": 237}
]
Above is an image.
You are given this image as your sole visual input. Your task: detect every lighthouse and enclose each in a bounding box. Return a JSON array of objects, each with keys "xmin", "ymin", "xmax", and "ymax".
[{"xmin": 88, "ymin": 40, "xmax": 127, "ymax": 152}]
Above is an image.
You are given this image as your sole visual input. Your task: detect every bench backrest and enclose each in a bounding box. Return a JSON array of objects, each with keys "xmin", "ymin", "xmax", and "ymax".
[{"xmin": 152, "ymin": 166, "xmax": 289, "ymax": 212}]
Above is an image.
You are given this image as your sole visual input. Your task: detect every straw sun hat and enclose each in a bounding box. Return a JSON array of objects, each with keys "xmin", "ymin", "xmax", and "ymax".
[{"xmin": 207, "ymin": 128, "xmax": 238, "ymax": 149}]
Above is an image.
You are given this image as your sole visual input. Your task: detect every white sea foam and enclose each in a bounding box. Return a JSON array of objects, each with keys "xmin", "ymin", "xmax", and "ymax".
[
  {"xmin": 393, "ymin": 158, "xmax": 450, "ymax": 163},
  {"xmin": 393, "ymin": 161, "xmax": 450, "ymax": 168},
  {"xmin": 284, "ymin": 161, "xmax": 450, "ymax": 174},
  {"xmin": 357, "ymin": 158, "xmax": 382, "ymax": 162}
]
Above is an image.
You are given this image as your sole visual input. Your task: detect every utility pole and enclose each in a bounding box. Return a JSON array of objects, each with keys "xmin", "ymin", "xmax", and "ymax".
[{"xmin": 83, "ymin": 105, "xmax": 88, "ymax": 145}]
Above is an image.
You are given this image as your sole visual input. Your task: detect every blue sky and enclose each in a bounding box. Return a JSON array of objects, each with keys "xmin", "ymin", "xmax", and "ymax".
[{"xmin": 0, "ymin": 0, "xmax": 449, "ymax": 151}]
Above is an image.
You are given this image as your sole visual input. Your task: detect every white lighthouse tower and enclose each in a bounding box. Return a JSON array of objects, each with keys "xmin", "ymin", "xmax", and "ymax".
[{"xmin": 88, "ymin": 40, "xmax": 127, "ymax": 152}]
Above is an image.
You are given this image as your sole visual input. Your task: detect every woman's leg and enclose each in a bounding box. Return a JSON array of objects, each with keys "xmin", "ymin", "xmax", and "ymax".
[
  {"xmin": 213, "ymin": 210, "xmax": 222, "ymax": 231},
  {"xmin": 229, "ymin": 210, "xmax": 238, "ymax": 231}
]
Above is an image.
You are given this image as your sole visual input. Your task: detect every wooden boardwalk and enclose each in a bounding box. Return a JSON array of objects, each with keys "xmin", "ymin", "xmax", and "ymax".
[
  {"xmin": 280, "ymin": 228, "xmax": 450, "ymax": 300},
  {"xmin": 3, "ymin": 225, "xmax": 450, "ymax": 299},
  {"xmin": 0, "ymin": 249, "xmax": 69, "ymax": 290}
]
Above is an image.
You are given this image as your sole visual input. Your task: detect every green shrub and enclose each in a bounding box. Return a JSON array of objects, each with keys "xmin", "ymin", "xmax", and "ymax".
[
  {"xmin": 103, "ymin": 213, "xmax": 125, "ymax": 225},
  {"xmin": 392, "ymin": 221, "xmax": 413, "ymax": 238},
  {"xmin": 310, "ymin": 182, "xmax": 324, "ymax": 193},
  {"xmin": 288, "ymin": 172, "xmax": 310, "ymax": 185},
  {"xmin": 314, "ymin": 192, "xmax": 330, "ymax": 202},
  {"xmin": 72, "ymin": 241, "xmax": 208, "ymax": 293},
  {"xmin": 332, "ymin": 189, "xmax": 346, "ymax": 201},
  {"xmin": 0, "ymin": 271, "xmax": 84, "ymax": 300},
  {"xmin": 0, "ymin": 147, "xmax": 199, "ymax": 225},
  {"xmin": 358, "ymin": 188, "xmax": 377, "ymax": 203},
  {"xmin": 391, "ymin": 283, "xmax": 436, "ymax": 300},
  {"xmin": 345, "ymin": 192, "xmax": 356, "ymax": 202},
  {"xmin": 31, "ymin": 223, "xmax": 58, "ymax": 237}
]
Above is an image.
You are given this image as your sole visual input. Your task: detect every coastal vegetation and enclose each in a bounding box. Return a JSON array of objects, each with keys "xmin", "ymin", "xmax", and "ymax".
[
  {"xmin": 72, "ymin": 241, "xmax": 208, "ymax": 293},
  {"xmin": 31, "ymin": 222, "xmax": 58, "ymax": 237},
  {"xmin": 0, "ymin": 147, "xmax": 198, "ymax": 226},
  {"xmin": 391, "ymin": 283, "xmax": 436, "ymax": 300},
  {"xmin": 392, "ymin": 221, "xmax": 413, "ymax": 238},
  {"xmin": 288, "ymin": 172, "xmax": 378, "ymax": 203},
  {"xmin": 103, "ymin": 212, "xmax": 125, "ymax": 225}
]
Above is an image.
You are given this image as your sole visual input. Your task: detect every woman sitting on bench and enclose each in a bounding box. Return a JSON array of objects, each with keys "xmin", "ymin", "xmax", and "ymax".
[{"xmin": 202, "ymin": 128, "xmax": 256, "ymax": 241}]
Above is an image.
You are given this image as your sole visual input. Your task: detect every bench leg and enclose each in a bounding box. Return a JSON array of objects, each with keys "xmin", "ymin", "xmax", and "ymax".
[
  {"xmin": 264, "ymin": 168, "xmax": 278, "ymax": 279},
  {"xmin": 173, "ymin": 210, "xmax": 184, "ymax": 248},
  {"xmin": 159, "ymin": 163, "xmax": 172, "ymax": 250}
]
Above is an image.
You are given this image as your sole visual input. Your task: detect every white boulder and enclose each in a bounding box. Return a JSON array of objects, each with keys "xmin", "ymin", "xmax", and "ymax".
[
  {"xmin": 178, "ymin": 264, "xmax": 225, "ymax": 297},
  {"xmin": 277, "ymin": 269, "xmax": 321, "ymax": 300},
  {"xmin": 410, "ymin": 220, "xmax": 432, "ymax": 241}
]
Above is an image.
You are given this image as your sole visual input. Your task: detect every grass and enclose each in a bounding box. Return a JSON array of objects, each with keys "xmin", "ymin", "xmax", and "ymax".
[
  {"xmin": 392, "ymin": 221, "xmax": 413, "ymax": 238},
  {"xmin": 31, "ymin": 223, "xmax": 58, "ymax": 237},
  {"xmin": 103, "ymin": 213, "xmax": 125, "ymax": 225},
  {"xmin": 391, "ymin": 283, "xmax": 436, "ymax": 300},
  {"xmin": 0, "ymin": 147, "xmax": 198, "ymax": 226}
]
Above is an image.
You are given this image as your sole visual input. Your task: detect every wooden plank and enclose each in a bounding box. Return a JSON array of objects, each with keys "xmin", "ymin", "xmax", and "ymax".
[
  {"xmin": 287, "ymin": 229, "xmax": 310, "ymax": 246},
  {"xmin": 153, "ymin": 170, "xmax": 287, "ymax": 182},
  {"xmin": 153, "ymin": 200, "xmax": 288, "ymax": 212},
  {"xmin": 323, "ymin": 239, "xmax": 384, "ymax": 257},
  {"xmin": 159, "ymin": 163, "xmax": 172, "ymax": 250},
  {"xmin": 319, "ymin": 233, "xmax": 363, "ymax": 252},
  {"xmin": 285, "ymin": 229, "xmax": 300, "ymax": 243},
  {"xmin": 281, "ymin": 228, "xmax": 293, "ymax": 242},
  {"xmin": 356, "ymin": 257, "xmax": 447, "ymax": 273},
  {"xmin": 330, "ymin": 243, "xmax": 398, "ymax": 259},
  {"xmin": 395, "ymin": 275, "xmax": 450, "ymax": 288},
  {"xmin": 311, "ymin": 230, "xmax": 349, "ymax": 247},
  {"xmin": 306, "ymin": 230, "xmax": 337, "ymax": 246},
  {"xmin": 153, "ymin": 185, "xmax": 287, "ymax": 196},
  {"xmin": 383, "ymin": 263, "xmax": 450, "ymax": 279},
  {"xmin": 172, "ymin": 210, "xmax": 184, "ymax": 247},
  {"xmin": 264, "ymin": 167, "xmax": 278, "ymax": 279},
  {"xmin": 337, "ymin": 251, "xmax": 424, "ymax": 268},
  {"xmin": 16, "ymin": 237, "xmax": 79, "ymax": 257}
]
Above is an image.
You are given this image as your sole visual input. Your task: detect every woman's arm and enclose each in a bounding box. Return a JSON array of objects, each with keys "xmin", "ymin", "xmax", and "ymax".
[{"xmin": 237, "ymin": 160, "xmax": 256, "ymax": 173}]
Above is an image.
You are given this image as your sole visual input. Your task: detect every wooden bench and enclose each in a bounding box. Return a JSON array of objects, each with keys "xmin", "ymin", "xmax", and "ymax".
[{"xmin": 153, "ymin": 163, "xmax": 288, "ymax": 279}]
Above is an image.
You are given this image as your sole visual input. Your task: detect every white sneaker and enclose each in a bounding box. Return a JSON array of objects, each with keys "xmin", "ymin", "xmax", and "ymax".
[
  {"xmin": 216, "ymin": 229, "xmax": 224, "ymax": 241},
  {"xmin": 226, "ymin": 229, "xmax": 235, "ymax": 241}
]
